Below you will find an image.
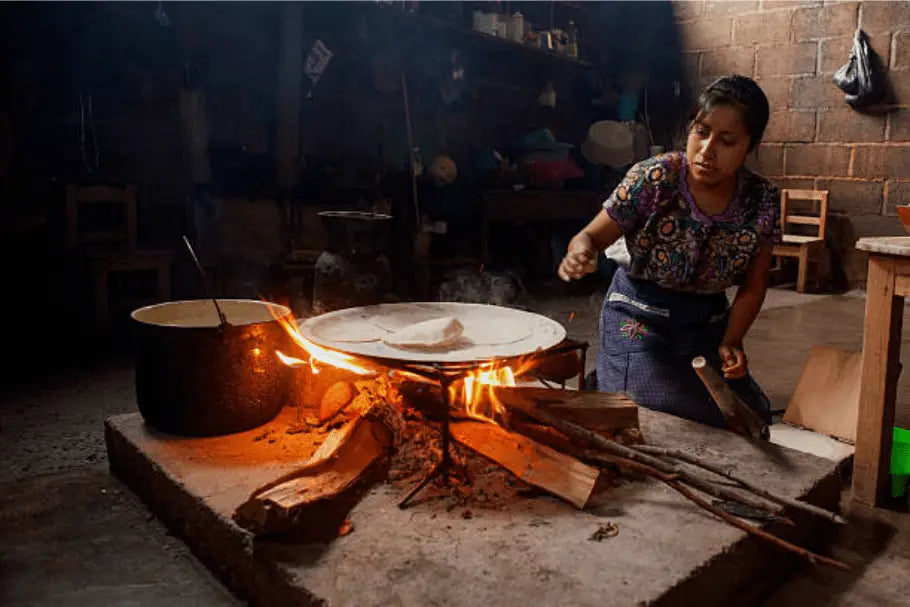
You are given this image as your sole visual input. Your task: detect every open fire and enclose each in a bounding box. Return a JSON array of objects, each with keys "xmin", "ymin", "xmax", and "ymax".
[
  {"xmin": 229, "ymin": 306, "xmax": 847, "ymax": 572},
  {"xmin": 271, "ymin": 309, "xmax": 537, "ymax": 426}
]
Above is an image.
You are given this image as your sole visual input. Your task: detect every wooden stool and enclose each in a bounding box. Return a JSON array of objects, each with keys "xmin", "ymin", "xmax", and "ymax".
[{"xmin": 772, "ymin": 189, "xmax": 829, "ymax": 293}]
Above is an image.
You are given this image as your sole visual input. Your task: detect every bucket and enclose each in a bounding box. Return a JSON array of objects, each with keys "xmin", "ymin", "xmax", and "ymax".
[{"xmin": 891, "ymin": 426, "xmax": 910, "ymax": 498}]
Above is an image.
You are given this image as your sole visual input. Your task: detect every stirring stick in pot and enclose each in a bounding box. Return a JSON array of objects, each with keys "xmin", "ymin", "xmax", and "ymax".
[{"xmin": 182, "ymin": 235, "xmax": 228, "ymax": 328}]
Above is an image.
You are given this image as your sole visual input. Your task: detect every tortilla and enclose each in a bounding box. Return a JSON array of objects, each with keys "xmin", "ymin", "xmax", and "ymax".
[
  {"xmin": 461, "ymin": 318, "xmax": 532, "ymax": 345},
  {"xmin": 310, "ymin": 319, "xmax": 383, "ymax": 343},
  {"xmin": 368, "ymin": 304, "xmax": 449, "ymax": 333},
  {"xmin": 381, "ymin": 316, "xmax": 464, "ymax": 350}
]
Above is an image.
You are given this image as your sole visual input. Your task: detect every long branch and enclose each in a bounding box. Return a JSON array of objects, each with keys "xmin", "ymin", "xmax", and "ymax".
[
  {"xmin": 585, "ymin": 452, "xmax": 850, "ymax": 572},
  {"xmin": 632, "ymin": 444, "xmax": 845, "ymax": 525},
  {"xmin": 506, "ymin": 398, "xmax": 788, "ymax": 521}
]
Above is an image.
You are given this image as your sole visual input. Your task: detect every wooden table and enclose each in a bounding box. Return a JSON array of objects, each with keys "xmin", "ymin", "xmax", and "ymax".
[
  {"xmin": 480, "ymin": 190, "xmax": 604, "ymax": 265},
  {"xmin": 853, "ymin": 236, "xmax": 910, "ymax": 506}
]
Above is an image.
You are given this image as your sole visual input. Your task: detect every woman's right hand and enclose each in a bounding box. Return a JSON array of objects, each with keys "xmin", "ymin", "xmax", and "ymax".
[{"xmin": 558, "ymin": 232, "xmax": 598, "ymax": 282}]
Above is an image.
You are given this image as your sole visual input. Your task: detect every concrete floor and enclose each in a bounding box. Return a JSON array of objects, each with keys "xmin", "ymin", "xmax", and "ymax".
[{"xmin": 1, "ymin": 287, "xmax": 908, "ymax": 606}]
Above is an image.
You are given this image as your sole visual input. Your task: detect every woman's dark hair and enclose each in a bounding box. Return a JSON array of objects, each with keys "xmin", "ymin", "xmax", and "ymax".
[{"xmin": 690, "ymin": 75, "xmax": 770, "ymax": 150}]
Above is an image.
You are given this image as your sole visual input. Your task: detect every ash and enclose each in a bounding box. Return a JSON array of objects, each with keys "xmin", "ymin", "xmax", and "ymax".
[{"xmin": 388, "ymin": 418, "xmax": 531, "ymax": 510}]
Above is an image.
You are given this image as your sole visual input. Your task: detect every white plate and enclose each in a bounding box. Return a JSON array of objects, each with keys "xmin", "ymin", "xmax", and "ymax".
[{"xmin": 298, "ymin": 302, "xmax": 567, "ymax": 363}]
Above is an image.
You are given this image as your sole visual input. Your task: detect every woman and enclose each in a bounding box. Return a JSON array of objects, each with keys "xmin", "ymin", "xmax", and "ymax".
[{"xmin": 558, "ymin": 75, "xmax": 780, "ymax": 428}]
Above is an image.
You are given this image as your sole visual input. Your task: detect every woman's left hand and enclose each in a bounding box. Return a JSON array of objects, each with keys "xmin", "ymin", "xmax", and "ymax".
[{"xmin": 718, "ymin": 343, "xmax": 748, "ymax": 379}]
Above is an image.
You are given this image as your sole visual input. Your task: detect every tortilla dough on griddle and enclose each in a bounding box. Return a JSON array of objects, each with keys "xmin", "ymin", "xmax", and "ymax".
[
  {"xmin": 382, "ymin": 316, "xmax": 464, "ymax": 349},
  {"xmin": 310, "ymin": 319, "xmax": 383, "ymax": 343},
  {"xmin": 368, "ymin": 304, "xmax": 448, "ymax": 333},
  {"xmin": 461, "ymin": 318, "xmax": 531, "ymax": 345}
]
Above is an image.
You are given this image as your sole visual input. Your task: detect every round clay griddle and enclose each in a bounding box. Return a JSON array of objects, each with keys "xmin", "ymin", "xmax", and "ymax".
[{"xmin": 298, "ymin": 302, "xmax": 567, "ymax": 363}]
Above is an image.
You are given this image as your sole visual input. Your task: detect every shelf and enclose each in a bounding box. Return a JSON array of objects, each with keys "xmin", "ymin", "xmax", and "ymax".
[{"xmin": 378, "ymin": 5, "xmax": 594, "ymax": 70}]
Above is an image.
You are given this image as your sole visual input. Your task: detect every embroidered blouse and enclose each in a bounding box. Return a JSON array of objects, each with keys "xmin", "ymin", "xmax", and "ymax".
[{"xmin": 603, "ymin": 151, "xmax": 781, "ymax": 294}]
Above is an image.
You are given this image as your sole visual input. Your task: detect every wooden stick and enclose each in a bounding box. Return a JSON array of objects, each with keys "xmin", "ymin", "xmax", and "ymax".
[
  {"xmin": 503, "ymin": 393, "xmax": 788, "ymax": 521},
  {"xmin": 632, "ymin": 444, "xmax": 846, "ymax": 525},
  {"xmin": 585, "ymin": 452, "xmax": 850, "ymax": 572}
]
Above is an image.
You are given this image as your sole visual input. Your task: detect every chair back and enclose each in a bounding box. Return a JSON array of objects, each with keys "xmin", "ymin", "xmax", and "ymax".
[
  {"xmin": 65, "ymin": 184, "xmax": 138, "ymax": 250},
  {"xmin": 780, "ymin": 189, "xmax": 829, "ymax": 241}
]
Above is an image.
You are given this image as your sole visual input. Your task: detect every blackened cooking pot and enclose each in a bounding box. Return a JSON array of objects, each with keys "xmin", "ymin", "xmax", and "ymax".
[
  {"xmin": 318, "ymin": 211, "xmax": 392, "ymax": 259},
  {"xmin": 131, "ymin": 299, "xmax": 293, "ymax": 436}
]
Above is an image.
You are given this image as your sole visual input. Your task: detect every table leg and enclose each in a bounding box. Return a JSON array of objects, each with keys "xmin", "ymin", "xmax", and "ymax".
[{"xmin": 853, "ymin": 256, "xmax": 905, "ymax": 506}]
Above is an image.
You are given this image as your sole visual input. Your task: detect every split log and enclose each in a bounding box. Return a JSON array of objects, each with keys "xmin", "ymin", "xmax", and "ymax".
[
  {"xmin": 234, "ymin": 415, "xmax": 393, "ymax": 539},
  {"xmin": 494, "ymin": 387, "xmax": 639, "ymax": 435},
  {"xmin": 450, "ymin": 420, "xmax": 603, "ymax": 509}
]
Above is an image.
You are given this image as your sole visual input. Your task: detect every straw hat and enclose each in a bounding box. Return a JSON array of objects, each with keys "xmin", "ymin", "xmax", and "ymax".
[{"xmin": 580, "ymin": 121, "xmax": 635, "ymax": 169}]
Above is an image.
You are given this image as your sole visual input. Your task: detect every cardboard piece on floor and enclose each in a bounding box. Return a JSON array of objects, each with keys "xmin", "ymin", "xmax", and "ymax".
[
  {"xmin": 769, "ymin": 423, "xmax": 855, "ymax": 462},
  {"xmin": 783, "ymin": 345, "xmax": 862, "ymax": 442}
]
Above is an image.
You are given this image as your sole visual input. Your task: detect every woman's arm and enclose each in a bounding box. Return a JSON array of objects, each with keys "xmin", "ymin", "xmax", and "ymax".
[
  {"xmin": 580, "ymin": 209, "xmax": 624, "ymax": 251},
  {"xmin": 719, "ymin": 243, "xmax": 773, "ymax": 378},
  {"xmin": 557, "ymin": 210, "xmax": 624, "ymax": 281}
]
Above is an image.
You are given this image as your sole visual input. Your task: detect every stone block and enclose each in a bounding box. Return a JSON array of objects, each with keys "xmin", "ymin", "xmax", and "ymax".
[
  {"xmin": 748, "ymin": 143, "xmax": 785, "ymax": 176},
  {"xmin": 701, "ymin": 46, "xmax": 756, "ymax": 78},
  {"xmin": 705, "ymin": 0, "xmax": 759, "ymax": 15},
  {"xmin": 756, "ymin": 76, "xmax": 794, "ymax": 108},
  {"xmin": 888, "ymin": 108, "xmax": 910, "ymax": 141},
  {"xmin": 764, "ymin": 110, "xmax": 816, "ymax": 143},
  {"xmin": 756, "ymin": 42, "xmax": 819, "ymax": 77},
  {"xmin": 893, "ymin": 32, "xmax": 910, "ymax": 70},
  {"xmin": 859, "ymin": 1, "xmax": 910, "ymax": 34},
  {"xmin": 851, "ymin": 145, "xmax": 910, "ymax": 179},
  {"xmin": 673, "ymin": 0, "xmax": 705, "ymax": 21},
  {"xmin": 814, "ymin": 178, "xmax": 884, "ymax": 214},
  {"xmin": 885, "ymin": 181, "xmax": 910, "ymax": 215},
  {"xmin": 791, "ymin": 75, "xmax": 847, "ymax": 109},
  {"xmin": 105, "ymin": 409, "xmax": 845, "ymax": 607},
  {"xmin": 783, "ymin": 144, "xmax": 851, "ymax": 176},
  {"xmin": 680, "ymin": 17, "xmax": 733, "ymax": 50},
  {"xmin": 816, "ymin": 109, "xmax": 885, "ymax": 142},
  {"xmin": 734, "ymin": 10, "xmax": 792, "ymax": 45},
  {"xmin": 791, "ymin": 2, "xmax": 858, "ymax": 40}
]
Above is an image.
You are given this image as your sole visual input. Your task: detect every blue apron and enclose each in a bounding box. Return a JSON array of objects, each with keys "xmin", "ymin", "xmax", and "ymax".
[{"xmin": 596, "ymin": 267, "xmax": 772, "ymax": 428}]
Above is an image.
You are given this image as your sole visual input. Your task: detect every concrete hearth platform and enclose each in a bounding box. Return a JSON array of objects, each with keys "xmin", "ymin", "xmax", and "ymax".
[{"xmin": 105, "ymin": 408, "xmax": 848, "ymax": 607}]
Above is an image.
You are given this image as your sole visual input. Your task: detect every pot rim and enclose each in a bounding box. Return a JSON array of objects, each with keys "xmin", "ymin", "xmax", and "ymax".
[
  {"xmin": 317, "ymin": 210, "xmax": 393, "ymax": 221},
  {"xmin": 130, "ymin": 298, "xmax": 292, "ymax": 329}
]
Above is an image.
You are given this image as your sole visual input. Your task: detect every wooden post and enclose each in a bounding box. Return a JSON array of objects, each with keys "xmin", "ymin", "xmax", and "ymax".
[
  {"xmin": 853, "ymin": 255, "xmax": 905, "ymax": 506},
  {"xmin": 275, "ymin": 3, "xmax": 304, "ymax": 189}
]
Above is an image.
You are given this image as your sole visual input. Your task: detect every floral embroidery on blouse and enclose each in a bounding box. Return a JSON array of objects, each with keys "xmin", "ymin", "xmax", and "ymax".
[{"xmin": 604, "ymin": 151, "xmax": 781, "ymax": 293}]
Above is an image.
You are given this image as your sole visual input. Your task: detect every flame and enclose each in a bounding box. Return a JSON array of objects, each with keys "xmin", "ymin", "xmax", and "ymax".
[
  {"xmin": 449, "ymin": 363, "xmax": 519, "ymax": 425},
  {"xmin": 568, "ymin": 312, "xmax": 576, "ymax": 323},
  {"xmin": 270, "ymin": 309, "xmax": 375, "ymax": 376}
]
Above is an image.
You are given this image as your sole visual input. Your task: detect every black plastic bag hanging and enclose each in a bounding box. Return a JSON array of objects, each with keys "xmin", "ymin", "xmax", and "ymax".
[{"xmin": 832, "ymin": 29, "xmax": 884, "ymax": 109}]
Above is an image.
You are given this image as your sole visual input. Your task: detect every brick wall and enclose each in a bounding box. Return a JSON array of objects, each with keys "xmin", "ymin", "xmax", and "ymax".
[{"xmin": 673, "ymin": 0, "xmax": 910, "ymax": 286}]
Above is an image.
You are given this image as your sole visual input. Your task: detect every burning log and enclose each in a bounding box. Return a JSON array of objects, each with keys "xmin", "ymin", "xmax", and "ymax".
[
  {"xmin": 234, "ymin": 404, "xmax": 398, "ymax": 540},
  {"xmin": 319, "ymin": 381, "xmax": 354, "ymax": 423},
  {"xmin": 450, "ymin": 420, "xmax": 604, "ymax": 509}
]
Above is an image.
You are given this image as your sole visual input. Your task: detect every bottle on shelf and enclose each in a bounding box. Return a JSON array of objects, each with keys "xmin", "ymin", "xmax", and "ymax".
[{"xmin": 566, "ymin": 20, "xmax": 579, "ymax": 59}]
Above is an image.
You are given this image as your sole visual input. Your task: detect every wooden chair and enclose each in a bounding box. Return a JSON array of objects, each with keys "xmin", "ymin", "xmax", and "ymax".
[
  {"xmin": 66, "ymin": 184, "xmax": 175, "ymax": 326},
  {"xmin": 771, "ymin": 189, "xmax": 829, "ymax": 293}
]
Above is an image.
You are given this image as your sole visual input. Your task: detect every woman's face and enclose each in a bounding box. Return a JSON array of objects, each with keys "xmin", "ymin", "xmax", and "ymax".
[{"xmin": 685, "ymin": 104, "xmax": 752, "ymax": 187}]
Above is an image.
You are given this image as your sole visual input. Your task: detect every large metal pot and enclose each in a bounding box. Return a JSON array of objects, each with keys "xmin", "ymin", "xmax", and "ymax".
[
  {"xmin": 313, "ymin": 211, "xmax": 394, "ymax": 314},
  {"xmin": 131, "ymin": 299, "xmax": 294, "ymax": 436},
  {"xmin": 318, "ymin": 211, "xmax": 392, "ymax": 259}
]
